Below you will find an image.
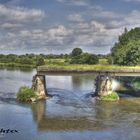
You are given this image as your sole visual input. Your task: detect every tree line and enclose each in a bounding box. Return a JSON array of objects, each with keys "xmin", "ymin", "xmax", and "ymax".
[
  {"xmin": 0, "ymin": 49, "xmax": 100, "ymax": 66},
  {"xmin": 1, "ymin": 27, "xmax": 140, "ymax": 66},
  {"xmin": 0, "ymin": 54, "xmax": 45, "ymax": 66}
]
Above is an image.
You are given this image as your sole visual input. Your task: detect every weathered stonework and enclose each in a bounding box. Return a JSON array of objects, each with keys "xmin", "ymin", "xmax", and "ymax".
[
  {"xmin": 32, "ymin": 74, "xmax": 47, "ymax": 99},
  {"xmin": 95, "ymin": 74, "xmax": 112, "ymax": 96}
]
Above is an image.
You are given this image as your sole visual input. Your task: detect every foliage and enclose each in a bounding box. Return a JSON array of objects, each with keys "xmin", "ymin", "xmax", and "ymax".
[
  {"xmin": 19, "ymin": 57, "xmax": 33, "ymax": 65},
  {"xmin": 124, "ymin": 45, "xmax": 140, "ymax": 66},
  {"xmin": 36, "ymin": 57, "xmax": 45, "ymax": 66},
  {"xmin": 116, "ymin": 77, "xmax": 140, "ymax": 91},
  {"xmin": 71, "ymin": 48, "xmax": 83, "ymax": 57},
  {"xmin": 17, "ymin": 86, "xmax": 37, "ymax": 102},
  {"xmin": 111, "ymin": 27, "xmax": 140, "ymax": 66},
  {"xmin": 0, "ymin": 54, "xmax": 46, "ymax": 68},
  {"xmin": 84, "ymin": 54, "xmax": 99, "ymax": 64},
  {"xmin": 70, "ymin": 48, "xmax": 99, "ymax": 64},
  {"xmin": 99, "ymin": 59, "xmax": 109, "ymax": 65},
  {"xmin": 98, "ymin": 91, "xmax": 119, "ymax": 101}
]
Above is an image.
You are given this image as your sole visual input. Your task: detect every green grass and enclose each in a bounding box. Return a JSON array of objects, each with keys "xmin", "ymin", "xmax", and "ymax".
[
  {"xmin": 98, "ymin": 91, "xmax": 119, "ymax": 102},
  {"xmin": 0, "ymin": 62, "xmax": 36, "ymax": 69},
  {"xmin": 38, "ymin": 63, "xmax": 140, "ymax": 71},
  {"xmin": 17, "ymin": 86, "xmax": 37, "ymax": 102},
  {"xmin": 99, "ymin": 59, "xmax": 109, "ymax": 65},
  {"xmin": 2, "ymin": 58, "xmax": 140, "ymax": 72},
  {"xmin": 37, "ymin": 58, "xmax": 140, "ymax": 71}
]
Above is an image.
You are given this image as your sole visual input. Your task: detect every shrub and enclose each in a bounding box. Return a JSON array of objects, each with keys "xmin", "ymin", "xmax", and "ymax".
[
  {"xmin": 70, "ymin": 53, "xmax": 99, "ymax": 64},
  {"xmin": 17, "ymin": 86, "xmax": 37, "ymax": 102},
  {"xmin": 98, "ymin": 91, "xmax": 119, "ymax": 102},
  {"xmin": 71, "ymin": 48, "xmax": 83, "ymax": 57}
]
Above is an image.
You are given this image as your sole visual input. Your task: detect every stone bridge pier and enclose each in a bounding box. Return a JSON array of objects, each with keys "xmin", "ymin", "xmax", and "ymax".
[
  {"xmin": 95, "ymin": 74, "xmax": 113, "ymax": 96},
  {"xmin": 32, "ymin": 74, "xmax": 48, "ymax": 99},
  {"xmin": 31, "ymin": 73, "xmax": 114, "ymax": 100}
]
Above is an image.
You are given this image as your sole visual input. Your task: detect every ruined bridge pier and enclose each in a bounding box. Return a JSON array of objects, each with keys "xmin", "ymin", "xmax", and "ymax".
[
  {"xmin": 32, "ymin": 74, "xmax": 48, "ymax": 99},
  {"xmin": 32, "ymin": 69, "xmax": 140, "ymax": 98},
  {"xmin": 95, "ymin": 74, "xmax": 113, "ymax": 96},
  {"xmin": 31, "ymin": 71, "xmax": 118, "ymax": 98}
]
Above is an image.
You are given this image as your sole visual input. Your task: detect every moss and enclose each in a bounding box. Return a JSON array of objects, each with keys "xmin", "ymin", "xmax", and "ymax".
[
  {"xmin": 17, "ymin": 86, "xmax": 37, "ymax": 102},
  {"xmin": 98, "ymin": 91, "xmax": 119, "ymax": 102}
]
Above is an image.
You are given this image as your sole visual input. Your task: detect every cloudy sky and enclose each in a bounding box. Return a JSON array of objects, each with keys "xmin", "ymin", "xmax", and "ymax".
[{"xmin": 0, "ymin": 0, "xmax": 140, "ymax": 54}]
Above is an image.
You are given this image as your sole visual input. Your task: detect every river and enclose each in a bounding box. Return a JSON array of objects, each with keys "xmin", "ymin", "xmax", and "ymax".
[{"xmin": 0, "ymin": 69, "xmax": 140, "ymax": 140}]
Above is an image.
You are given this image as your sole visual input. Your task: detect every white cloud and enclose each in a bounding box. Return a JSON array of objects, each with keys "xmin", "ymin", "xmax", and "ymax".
[
  {"xmin": 0, "ymin": 25, "xmax": 73, "ymax": 52},
  {"xmin": 67, "ymin": 14, "xmax": 84, "ymax": 22},
  {"xmin": 56, "ymin": 0, "xmax": 88, "ymax": 6},
  {"xmin": 0, "ymin": 4, "xmax": 45, "ymax": 22},
  {"xmin": 106, "ymin": 10, "xmax": 140, "ymax": 30},
  {"xmin": 70, "ymin": 20, "xmax": 121, "ymax": 48},
  {"xmin": 0, "ymin": 1, "xmax": 140, "ymax": 54},
  {"xmin": 0, "ymin": 23, "xmax": 22, "ymax": 29},
  {"xmin": 90, "ymin": 21, "xmax": 105, "ymax": 32}
]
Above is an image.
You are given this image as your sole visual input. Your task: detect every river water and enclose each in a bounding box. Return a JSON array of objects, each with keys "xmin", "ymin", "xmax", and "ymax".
[{"xmin": 0, "ymin": 69, "xmax": 140, "ymax": 140}]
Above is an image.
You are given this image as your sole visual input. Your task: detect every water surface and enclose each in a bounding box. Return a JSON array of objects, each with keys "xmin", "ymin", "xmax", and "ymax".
[{"xmin": 0, "ymin": 69, "xmax": 140, "ymax": 140}]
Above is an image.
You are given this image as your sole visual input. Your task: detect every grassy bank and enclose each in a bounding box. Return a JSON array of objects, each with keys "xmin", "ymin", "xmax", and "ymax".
[
  {"xmin": 0, "ymin": 63, "xmax": 36, "ymax": 68},
  {"xmin": 37, "ymin": 58, "xmax": 140, "ymax": 71},
  {"xmin": 0, "ymin": 62, "xmax": 36, "ymax": 69},
  {"xmin": 38, "ymin": 63, "xmax": 140, "ymax": 72},
  {"xmin": 1, "ymin": 58, "xmax": 140, "ymax": 71}
]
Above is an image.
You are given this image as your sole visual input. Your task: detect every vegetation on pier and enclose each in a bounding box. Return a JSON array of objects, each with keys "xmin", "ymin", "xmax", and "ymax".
[
  {"xmin": 17, "ymin": 86, "xmax": 37, "ymax": 102},
  {"xmin": 98, "ymin": 91, "xmax": 119, "ymax": 102}
]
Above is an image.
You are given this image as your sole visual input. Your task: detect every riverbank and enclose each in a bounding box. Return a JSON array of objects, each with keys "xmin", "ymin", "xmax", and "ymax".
[
  {"xmin": 1, "ymin": 59, "xmax": 140, "ymax": 73},
  {"xmin": 0, "ymin": 62, "xmax": 36, "ymax": 69},
  {"xmin": 38, "ymin": 64, "xmax": 140, "ymax": 72}
]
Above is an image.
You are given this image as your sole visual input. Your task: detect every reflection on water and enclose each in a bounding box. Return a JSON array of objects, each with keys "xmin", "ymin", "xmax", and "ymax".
[
  {"xmin": 31, "ymin": 100, "xmax": 120, "ymax": 131},
  {"xmin": 1, "ymin": 69, "xmax": 140, "ymax": 140}
]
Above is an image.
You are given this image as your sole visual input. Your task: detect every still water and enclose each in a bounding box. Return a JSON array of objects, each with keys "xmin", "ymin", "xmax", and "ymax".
[{"xmin": 0, "ymin": 69, "xmax": 140, "ymax": 140}]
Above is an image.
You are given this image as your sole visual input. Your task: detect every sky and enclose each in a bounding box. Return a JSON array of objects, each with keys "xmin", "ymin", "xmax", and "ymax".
[{"xmin": 0, "ymin": 0, "xmax": 140, "ymax": 54}]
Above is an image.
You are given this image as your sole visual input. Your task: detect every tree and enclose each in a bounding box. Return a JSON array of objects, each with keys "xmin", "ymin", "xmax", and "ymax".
[
  {"xmin": 70, "ymin": 53, "xmax": 99, "ymax": 64},
  {"xmin": 86, "ymin": 54, "xmax": 99, "ymax": 64},
  {"xmin": 124, "ymin": 45, "xmax": 140, "ymax": 66},
  {"xmin": 124, "ymin": 27, "xmax": 128, "ymax": 33},
  {"xmin": 71, "ymin": 48, "xmax": 83, "ymax": 57},
  {"xmin": 110, "ymin": 27, "xmax": 140, "ymax": 65},
  {"xmin": 20, "ymin": 57, "xmax": 33, "ymax": 65},
  {"xmin": 36, "ymin": 57, "xmax": 45, "ymax": 66}
]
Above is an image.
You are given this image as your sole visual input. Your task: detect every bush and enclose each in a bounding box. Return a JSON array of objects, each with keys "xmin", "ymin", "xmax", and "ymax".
[
  {"xmin": 70, "ymin": 53, "xmax": 99, "ymax": 64},
  {"xmin": 17, "ymin": 86, "xmax": 37, "ymax": 102},
  {"xmin": 98, "ymin": 91, "xmax": 119, "ymax": 102}
]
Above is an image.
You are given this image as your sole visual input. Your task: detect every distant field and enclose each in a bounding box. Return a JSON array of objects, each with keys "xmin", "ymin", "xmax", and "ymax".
[
  {"xmin": 1, "ymin": 58, "xmax": 140, "ymax": 71},
  {"xmin": 38, "ymin": 64, "xmax": 140, "ymax": 72},
  {"xmin": 38, "ymin": 58, "xmax": 140, "ymax": 71}
]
